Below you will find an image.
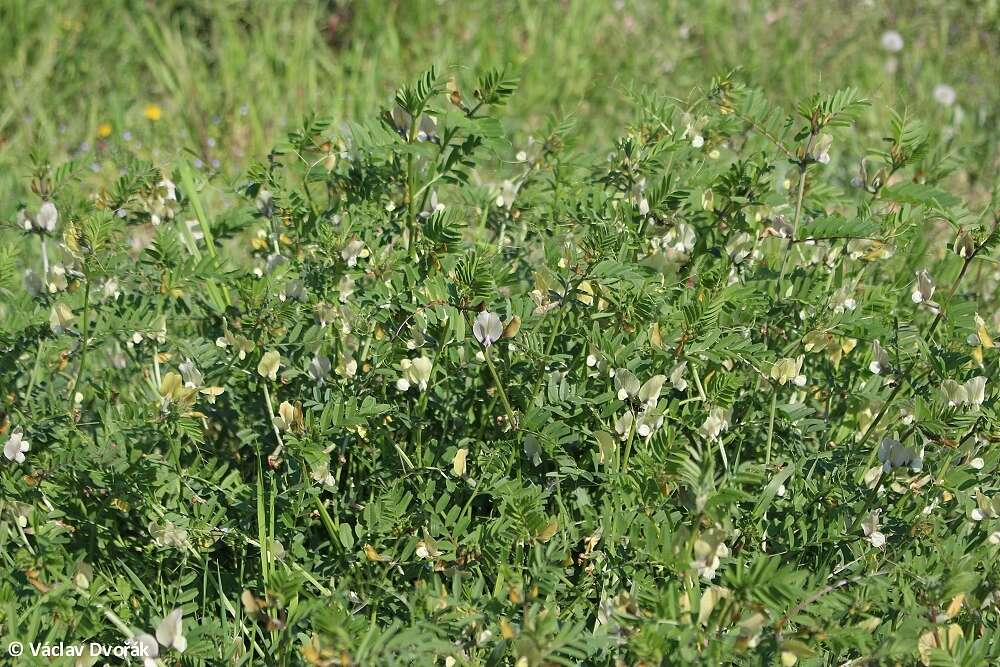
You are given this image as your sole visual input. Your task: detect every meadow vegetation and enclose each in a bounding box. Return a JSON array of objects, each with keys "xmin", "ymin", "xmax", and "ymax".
[{"xmin": 1, "ymin": 2, "xmax": 1000, "ymax": 665}]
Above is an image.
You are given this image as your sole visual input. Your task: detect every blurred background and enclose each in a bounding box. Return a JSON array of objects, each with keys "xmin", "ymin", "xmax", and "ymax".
[{"xmin": 2, "ymin": 0, "xmax": 998, "ymax": 214}]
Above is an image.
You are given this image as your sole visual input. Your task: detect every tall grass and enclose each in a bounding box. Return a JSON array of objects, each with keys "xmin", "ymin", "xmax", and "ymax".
[{"xmin": 2, "ymin": 0, "xmax": 998, "ymax": 216}]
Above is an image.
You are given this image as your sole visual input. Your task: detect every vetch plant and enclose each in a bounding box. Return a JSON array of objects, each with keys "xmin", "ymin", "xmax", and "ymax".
[{"xmin": 1, "ymin": 65, "xmax": 999, "ymax": 667}]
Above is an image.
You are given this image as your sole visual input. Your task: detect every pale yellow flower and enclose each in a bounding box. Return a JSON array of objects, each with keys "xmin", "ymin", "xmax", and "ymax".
[{"xmin": 257, "ymin": 350, "xmax": 281, "ymax": 381}]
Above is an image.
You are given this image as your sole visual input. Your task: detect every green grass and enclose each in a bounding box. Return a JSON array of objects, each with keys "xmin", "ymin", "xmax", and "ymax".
[{"xmin": 2, "ymin": 0, "xmax": 998, "ymax": 216}]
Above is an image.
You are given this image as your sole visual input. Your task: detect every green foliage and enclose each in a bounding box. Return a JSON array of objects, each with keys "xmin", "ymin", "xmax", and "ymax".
[{"xmin": 2, "ymin": 62, "xmax": 1000, "ymax": 667}]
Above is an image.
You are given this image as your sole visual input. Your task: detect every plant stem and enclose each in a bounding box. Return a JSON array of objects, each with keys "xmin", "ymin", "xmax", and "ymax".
[
  {"xmin": 406, "ymin": 117, "xmax": 418, "ymax": 257},
  {"xmin": 778, "ymin": 164, "xmax": 808, "ymax": 290},
  {"xmin": 262, "ymin": 383, "xmax": 285, "ymax": 463},
  {"xmin": 68, "ymin": 278, "xmax": 91, "ymax": 410},
  {"xmin": 314, "ymin": 495, "xmax": 340, "ymax": 550},
  {"xmin": 40, "ymin": 235, "xmax": 50, "ymax": 278},
  {"xmin": 256, "ymin": 453, "xmax": 270, "ymax": 587},
  {"xmin": 847, "ymin": 469, "xmax": 887, "ymax": 534},
  {"xmin": 26, "ymin": 339, "xmax": 44, "ymax": 399},
  {"xmin": 412, "ymin": 388, "xmax": 430, "ymax": 464},
  {"xmin": 778, "ymin": 131, "xmax": 818, "ymax": 293},
  {"xmin": 622, "ymin": 412, "xmax": 636, "ymax": 472},
  {"xmin": 483, "ymin": 345, "xmax": 517, "ymax": 430}
]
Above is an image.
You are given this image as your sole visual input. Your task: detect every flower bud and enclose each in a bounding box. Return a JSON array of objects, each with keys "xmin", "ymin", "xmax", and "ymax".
[{"xmin": 953, "ymin": 230, "xmax": 975, "ymax": 258}]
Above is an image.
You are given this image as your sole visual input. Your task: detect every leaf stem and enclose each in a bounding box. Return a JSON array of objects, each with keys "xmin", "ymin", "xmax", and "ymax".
[{"xmin": 765, "ymin": 391, "xmax": 777, "ymax": 466}]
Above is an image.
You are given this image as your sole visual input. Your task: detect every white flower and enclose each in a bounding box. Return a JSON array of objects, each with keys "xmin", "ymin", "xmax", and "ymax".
[
  {"xmin": 767, "ymin": 215, "xmax": 793, "ymax": 238},
  {"xmin": 691, "ymin": 528, "xmax": 729, "ymax": 580},
  {"xmin": 420, "ymin": 190, "xmax": 445, "ymax": 218},
  {"xmin": 663, "ymin": 223, "xmax": 696, "ymax": 253},
  {"xmin": 636, "ymin": 408, "xmax": 664, "ymax": 439},
  {"xmin": 878, "ymin": 436, "xmax": 923, "ymax": 473},
  {"xmin": 342, "ymin": 239, "xmax": 369, "ymax": 267},
  {"xmin": 813, "ymin": 134, "xmax": 833, "ymax": 164},
  {"xmin": 256, "ymin": 189, "xmax": 274, "ymax": 218},
  {"xmin": 47, "ymin": 264, "xmax": 68, "ymax": 292},
  {"xmin": 473, "ymin": 311, "xmax": 503, "ymax": 348},
  {"xmin": 148, "ymin": 179, "xmax": 179, "ymax": 226},
  {"xmin": 670, "ymin": 361, "xmax": 688, "ymax": 391},
  {"xmin": 272, "ymin": 401, "xmax": 296, "ymax": 432},
  {"xmin": 971, "ymin": 490, "xmax": 999, "ymax": 521},
  {"xmin": 861, "ymin": 510, "xmax": 886, "ymax": 548},
  {"xmin": 416, "ymin": 538, "xmax": 441, "ymax": 559},
  {"xmin": 159, "ymin": 179, "xmax": 177, "ymax": 201},
  {"xmin": 615, "ymin": 368, "xmax": 640, "ymax": 400},
  {"xmin": 941, "ymin": 376, "xmax": 988, "ymax": 407},
  {"xmin": 831, "ymin": 287, "xmax": 857, "ymax": 313},
  {"xmin": 933, "ymin": 83, "xmax": 956, "ymax": 107},
  {"xmin": 869, "ymin": 339, "xmax": 890, "ymax": 375},
  {"xmin": 102, "ymin": 277, "xmax": 121, "ymax": 300},
  {"xmin": 770, "ymin": 356, "xmax": 806, "ymax": 386},
  {"xmin": 400, "ymin": 356, "xmax": 433, "ymax": 391},
  {"xmin": 36, "ymin": 201, "xmax": 58, "ymax": 232},
  {"xmin": 417, "ymin": 114, "xmax": 438, "ymax": 142},
  {"xmin": 128, "ymin": 633, "xmax": 159, "ymax": 667},
  {"xmin": 17, "ymin": 208, "xmax": 32, "ymax": 230},
  {"xmin": 280, "ymin": 280, "xmax": 306, "ymax": 302},
  {"xmin": 964, "ymin": 376, "xmax": 987, "ymax": 407},
  {"xmin": 49, "ymin": 302, "xmax": 75, "ymax": 334},
  {"xmin": 148, "ymin": 520, "xmax": 190, "ymax": 549},
  {"xmin": 4, "ymin": 429, "xmax": 30, "ymax": 464},
  {"xmin": 614, "ymin": 411, "xmax": 634, "ymax": 440},
  {"xmin": 495, "ymin": 179, "xmax": 520, "ymax": 209},
  {"xmin": 941, "ymin": 379, "xmax": 967, "ymax": 406},
  {"xmin": 681, "ymin": 114, "xmax": 708, "ymax": 148},
  {"xmin": 308, "ymin": 355, "xmax": 331, "ymax": 382},
  {"xmin": 700, "ymin": 407, "xmax": 730, "ymax": 441},
  {"xmin": 178, "ymin": 359, "xmax": 203, "ymax": 387},
  {"xmin": 616, "ymin": 370, "xmax": 667, "ymax": 405},
  {"xmin": 911, "ymin": 269, "xmax": 938, "ymax": 310},
  {"xmin": 638, "ymin": 375, "xmax": 666, "ymax": 405},
  {"xmin": 880, "ymin": 30, "xmax": 904, "ymax": 52},
  {"xmin": 155, "ymin": 607, "xmax": 188, "ymax": 653}
]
